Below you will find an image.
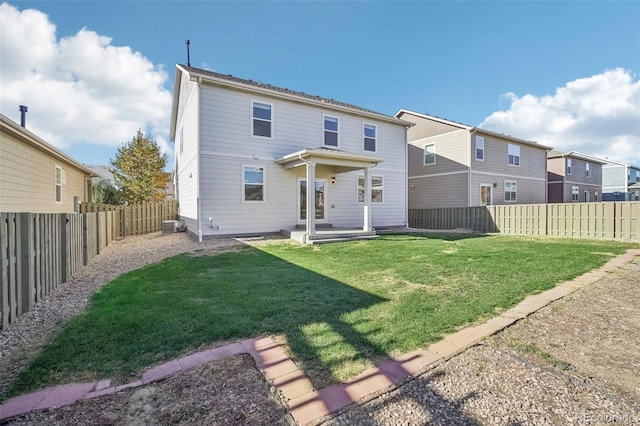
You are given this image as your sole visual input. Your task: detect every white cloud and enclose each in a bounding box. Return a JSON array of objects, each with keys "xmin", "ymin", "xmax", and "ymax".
[
  {"xmin": 0, "ymin": 2, "xmax": 172, "ymax": 160},
  {"xmin": 480, "ymin": 68, "xmax": 640, "ymax": 166}
]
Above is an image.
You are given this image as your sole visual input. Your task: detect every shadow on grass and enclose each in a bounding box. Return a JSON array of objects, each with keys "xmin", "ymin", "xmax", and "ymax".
[{"xmin": 379, "ymin": 231, "xmax": 489, "ymax": 241}]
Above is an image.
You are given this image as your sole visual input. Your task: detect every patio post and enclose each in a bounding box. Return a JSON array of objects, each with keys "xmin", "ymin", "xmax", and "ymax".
[
  {"xmin": 306, "ymin": 161, "xmax": 316, "ymax": 241},
  {"xmin": 363, "ymin": 167, "xmax": 372, "ymax": 231}
]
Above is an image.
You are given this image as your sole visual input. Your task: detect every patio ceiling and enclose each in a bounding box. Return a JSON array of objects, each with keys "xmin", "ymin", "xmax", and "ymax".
[{"xmin": 274, "ymin": 147, "xmax": 383, "ymax": 173}]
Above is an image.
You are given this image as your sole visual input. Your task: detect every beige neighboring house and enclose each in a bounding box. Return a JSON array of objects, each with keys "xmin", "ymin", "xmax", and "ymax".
[
  {"xmin": 0, "ymin": 114, "xmax": 94, "ymax": 213},
  {"xmin": 396, "ymin": 110, "xmax": 552, "ymax": 208},
  {"xmin": 547, "ymin": 150, "xmax": 605, "ymax": 203}
]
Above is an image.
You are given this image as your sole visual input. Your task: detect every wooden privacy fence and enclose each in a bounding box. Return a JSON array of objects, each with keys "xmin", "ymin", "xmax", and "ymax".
[
  {"xmin": 1, "ymin": 200, "xmax": 178, "ymax": 331},
  {"xmin": 0, "ymin": 211, "xmax": 114, "ymax": 330},
  {"xmin": 80, "ymin": 200, "xmax": 178, "ymax": 238},
  {"xmin": 409, "ymin": 201, "xmax": 639, "ymax": 241}
]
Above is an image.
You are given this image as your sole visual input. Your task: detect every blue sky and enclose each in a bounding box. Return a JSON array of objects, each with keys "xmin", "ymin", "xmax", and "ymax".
[{"xmin": 1, "ymin": 1, "xmax": 639, "ymax": 168}]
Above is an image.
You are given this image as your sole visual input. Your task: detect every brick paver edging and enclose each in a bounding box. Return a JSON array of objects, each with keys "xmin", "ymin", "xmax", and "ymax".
[{"xmin": 1, "ymin": 249, "xmax": 638, "ymax": 424}]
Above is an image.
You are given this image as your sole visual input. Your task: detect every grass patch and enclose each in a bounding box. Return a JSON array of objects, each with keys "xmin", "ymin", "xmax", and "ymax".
[
  {"xmin": 5, "ymin": 234, "xmax": 634, "ymax": 398},
  {"xmin": 516, "ymin": 342, "xmax": 575, "ymax": 371}
]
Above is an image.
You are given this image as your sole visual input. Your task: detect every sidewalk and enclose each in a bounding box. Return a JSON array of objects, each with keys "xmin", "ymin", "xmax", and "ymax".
[{"xmin": 2, "ymin": 248, "xmax": 638, "ymax": 424}]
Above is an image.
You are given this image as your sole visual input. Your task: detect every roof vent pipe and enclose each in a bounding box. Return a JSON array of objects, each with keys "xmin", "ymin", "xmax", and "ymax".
[{"xmin": 19, "ymin": 105, "xmax": 28, "ymax": 127}]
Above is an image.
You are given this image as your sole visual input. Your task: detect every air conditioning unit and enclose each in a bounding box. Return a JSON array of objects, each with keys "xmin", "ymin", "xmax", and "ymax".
[{"xmin": 162, "ymin": 220, "xmax": 180, "ymax": 234}]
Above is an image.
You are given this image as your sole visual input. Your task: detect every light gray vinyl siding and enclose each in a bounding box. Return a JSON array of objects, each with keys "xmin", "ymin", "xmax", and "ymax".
[
  {"xmin": 175, "ymin": 78, "xmax": 199, "ymax": 225},
  {"xmin": 399, "ymin": 111, "xmax": 462, "ymax": 141},
  {"xmin": 408, "ymin": 173, "xmax": 469, "ymax": 209},
  {"xmin": 194, "ymin": 83, "xmax": 407, "ymax": 236},
  {"xmin": 408, "ymin": 130, "xmax": 469, "ymax": 177}
]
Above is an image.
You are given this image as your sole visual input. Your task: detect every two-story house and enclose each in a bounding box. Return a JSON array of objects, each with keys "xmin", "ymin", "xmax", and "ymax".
[
  {"xmin": 395, "ymin": 110, "xmax": 552, "ymax": 208},
  {"xmin": 574, "ymin": 155, "xmax": 640, "ymax": 201},
  {"xmin": 547, "ymin": 150, "xmax": 604, "ymax": 203},
  {"xmin": 0, "ymin": 114, "xmax": 93, "ymax": 213},
  {"xmin": 169, "ymin": 65, "xmax": 412, "ymax": 242}
]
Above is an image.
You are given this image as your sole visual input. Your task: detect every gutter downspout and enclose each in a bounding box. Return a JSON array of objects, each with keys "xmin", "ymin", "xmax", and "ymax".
[
  {"xmin": 196, "ymin": 76, "xmax": 203, "ymax": 242},
  {"xmin": 468, "ymin": 129, "xmax": 476, "ymax": 207},
  {"xmin": 404, "ymin": 125, "xmax": 409, "ymax": 228}
]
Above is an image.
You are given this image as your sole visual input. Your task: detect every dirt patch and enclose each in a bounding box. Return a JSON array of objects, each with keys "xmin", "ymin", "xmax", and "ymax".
[
  {"xmin": 4, "ymin": 355, "xmax": 292, "ymax": 426},
  {"xmin": 489, "ymin": 257, "xmax": 640, "ymax": 405}
]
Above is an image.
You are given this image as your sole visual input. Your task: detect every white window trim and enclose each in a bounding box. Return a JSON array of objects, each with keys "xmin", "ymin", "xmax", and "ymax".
[
  {"xmin": 507, "ymin": 144, "xmax": 520, "ymax": 167},
  {"xmin": 55, "ymin": 164, "xmax": 63, "ymax": 204},
  {"xmin": 241, "ymin": 164, "xmax": 266, "ymax": 203},
  {"xmin": 585, "ymin": 162, "xmax": 590, "ymax": 178},
  {"xmin": 567, "ymin": 158, "xmax": 572, "ymax": 175},
  {"xmin": 179, "ymin": 127, "xmax": 184, "ymax": 154},
  {"xmin": 475, "ymin": 136, "xmax": 485, "ymax": 161},
  {"xmin": 323, "ymin": 114, "xmax": 339, "ymax": 147},
  {"xmin": 363, "ymin": 122, "xmax": 377, "ymax": 153},
  {"xmin": 251, "ymin": 100, "xmax": 273, "ymax": 140},
  {"xmin": 357, "ymin": 174, "xmax": 384, "ymax": 204},
  {"xmin": 504, "ymin": 180, "xmax": 517, "ymax": 203},
  {"xmin": 423, "ymin": 143, "xmax": 436, "ymax": 166}
]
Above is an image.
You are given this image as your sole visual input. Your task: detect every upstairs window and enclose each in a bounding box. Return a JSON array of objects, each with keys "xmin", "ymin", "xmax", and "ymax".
[
  {"xmin": 585, "ymin": 162, "xmax": 590, "ymax": 178},
  {"xmin": 504, "ymin": 181, "xmax": 517, "ymax": 202},
  {"xmin": 424, "ymin": 143, "xmax": 436, "ymax": 165},
  {"xmin": 179, "ymin": 127, "xmax": 184, "ymax": 154},
  {"xmin": 508, "ymin": 144, "xmax": 520, "ymax": 166},
  {"xmin": 364, "ymin": 124, "xmax": 376, "ymax": 152},
  {"xmin": 55, "ymin": 166, "xmax": 62, "ymax": 203},
  {"xmin": 324, "ymin": 116, "xmax": 339, "ymax": 146},
  {"xmin": 243, "ymin": 166, "xmax": 265, "ymax": 201},
  {"xmin": 252, "ymin": 102, "xmax": 272, "ymax": 138},
  {"xmin": 476, "ymin": 136, "xmax": 484, "ymax": 160},
  {"xmin": 567, "ymin": 159, "xmax": 572, "ymax": 175}
]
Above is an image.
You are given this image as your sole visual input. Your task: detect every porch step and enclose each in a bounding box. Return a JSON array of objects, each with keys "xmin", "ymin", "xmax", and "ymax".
[
  {"xmin": 307, "ymin": 235, "xmax": 380, "ymax": 245},
  {"xmin": 280, "ymin": 228, "xmax": 377, "ymax": 244},
  {"xmin": 295, "ymin": 223, "xmax": 333, "ymax": 230},
  {"xmin": 306, "ymin": 231, "xmax": 376, "ymax": 240}
]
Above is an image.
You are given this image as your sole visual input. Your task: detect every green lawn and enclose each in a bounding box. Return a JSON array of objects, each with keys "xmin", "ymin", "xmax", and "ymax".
[{"xmin": 4, "ymin": 233, "xmax": 636, "ymax": 398}]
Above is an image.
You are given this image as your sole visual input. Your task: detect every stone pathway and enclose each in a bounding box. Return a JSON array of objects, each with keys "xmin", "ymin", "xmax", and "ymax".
[{"xmin": 1, "ymin": 248, "xmax": 638, "ymax": 425}]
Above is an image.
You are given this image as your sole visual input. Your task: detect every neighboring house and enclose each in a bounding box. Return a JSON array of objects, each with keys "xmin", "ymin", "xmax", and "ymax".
[
  {"xmin": 85, "ymin": 165, "xmax": 115, "ymax": 186},
  {"xmin": 0, "ymin": 114, "xmax": 94, "ymax": 213},
  {"xmin": 574, "ymin": 155, "xmax": 640, "ymax": 201},
  {"xmin": 395, "ymin": 110, "xmax": 552, "ymax": 208},
  {"xmin": 547, "ymin": 150, "xmax": 604, "ymax": 203},
  {"xmin": 169, "ymin": 65, "xmax": 412, "ymax": 241}
]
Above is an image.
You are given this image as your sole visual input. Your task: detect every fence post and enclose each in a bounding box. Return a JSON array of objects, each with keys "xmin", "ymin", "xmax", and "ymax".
[
  {"xmin": 60, "ymin": 214, "xmax": 69, "ymax": 282},
  {"xmin": 1, "ymin": 213, "xmax": 10, "ymax": 329},
  {"xmin": 18, "ymin": 213, "xmax": 34, "ymax": 314}
]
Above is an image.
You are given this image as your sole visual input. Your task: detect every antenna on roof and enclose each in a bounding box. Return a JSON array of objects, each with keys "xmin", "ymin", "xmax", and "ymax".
[{"xmin": 185, "ymin": 39, "xmax": 191, "ymax": 67}]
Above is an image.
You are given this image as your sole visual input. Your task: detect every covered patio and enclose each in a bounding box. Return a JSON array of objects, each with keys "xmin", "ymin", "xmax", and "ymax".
[{"xmin": 275, "ymin": 148, "xmax": 384, "ymax": 244}]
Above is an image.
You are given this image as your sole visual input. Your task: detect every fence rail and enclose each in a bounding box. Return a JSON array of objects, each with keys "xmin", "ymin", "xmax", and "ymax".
[
  {"xmin": 1, "ymin": 200, "xmax": 179, "ymax": 331},
  {"xmin": 80, "ymin": 200, "xmax": 178, "ymax": 238},
  {"xmin": 409, "ymin": 202, "xmax": 639, "ymax": 241}
]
